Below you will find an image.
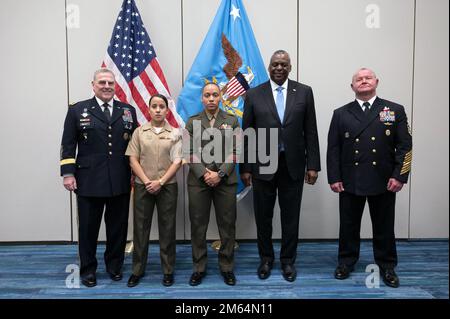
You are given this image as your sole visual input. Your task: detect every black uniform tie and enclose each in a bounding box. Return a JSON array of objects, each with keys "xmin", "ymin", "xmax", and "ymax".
[
  {"xmin": 363, "ymin": 101, "xmax": 371, "ymax": 116},
  {"xmin": 103, "ymin": 103, "xmax": 111, "ymax": 122}
]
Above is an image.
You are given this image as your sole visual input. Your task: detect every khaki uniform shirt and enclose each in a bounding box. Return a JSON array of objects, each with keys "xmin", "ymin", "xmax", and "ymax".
[
  {"xmin": 206, "ymin": 108, "xmax": 220, "ymax": 127},
  {"xmin": 126, "ymin": 121, "xmax": 182, "ymax": 184}
]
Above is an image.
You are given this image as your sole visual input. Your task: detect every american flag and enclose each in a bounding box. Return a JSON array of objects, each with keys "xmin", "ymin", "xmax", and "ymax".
[
  {"xmin": 225, "ymin": 72, "xmax": 250, "ymax": 97},
  {"xmin": 102, "ymin": 0, "xmax": 182, "ymax": 127}
]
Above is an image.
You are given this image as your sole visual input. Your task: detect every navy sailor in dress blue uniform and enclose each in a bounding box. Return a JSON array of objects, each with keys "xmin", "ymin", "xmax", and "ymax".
[
  {"xmin": 60, "ymin": 69, "xmax": 137, "ymax": 287},
  {"xmin": 327, "ymin": 68, "xmax": 412, "ymax": 288}
]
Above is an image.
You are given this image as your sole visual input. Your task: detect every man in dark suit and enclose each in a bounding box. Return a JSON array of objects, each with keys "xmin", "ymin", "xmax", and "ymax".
[
  {"xmin": 240, "ymin": 50, "xmax": 321, "ymax": 282},
  {"xmin": 327, "ymin": 68, "xmax": 412, "ymax": 288},
  {"xmin": 60, "ymin": 68, "xmax": 137, "ymax": 287},
  {"xmin": 186, "ymin": 83, "xmax": 240, "ymax": 286}
]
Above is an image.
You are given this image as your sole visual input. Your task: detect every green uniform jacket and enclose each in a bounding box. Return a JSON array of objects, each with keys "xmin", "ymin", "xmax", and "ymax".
[{"xmin": 185, "ymin": 109, "xmax": 240, "ymax": 186}]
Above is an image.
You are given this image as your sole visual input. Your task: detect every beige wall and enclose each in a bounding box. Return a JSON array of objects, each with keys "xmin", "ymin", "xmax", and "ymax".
[
  {"xmin": 0, "ymin": 0, "xmax": 71, "ymax": 241},
  {"xmin": 410, "ymin": 0, "xmax": 449, "ymax": 238},
  {"xmin": 0, "ymin": 0, "xmax": 447, "ymax": 241}
]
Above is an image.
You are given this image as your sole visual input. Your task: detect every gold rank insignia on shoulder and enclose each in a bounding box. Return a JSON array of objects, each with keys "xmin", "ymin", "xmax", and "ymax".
[{"xmin": 385, "ymin": 129, "xmax": 391, "ymax": 136}]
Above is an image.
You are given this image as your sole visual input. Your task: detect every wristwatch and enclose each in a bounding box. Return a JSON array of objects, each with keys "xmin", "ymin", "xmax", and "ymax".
[
  {"xmin": 159, "ymin": 178, "xmax": 165, "ymax": 186},
  {"xmin": 217, "ymin": 170, "xmax": 226, "ymax": 179}
]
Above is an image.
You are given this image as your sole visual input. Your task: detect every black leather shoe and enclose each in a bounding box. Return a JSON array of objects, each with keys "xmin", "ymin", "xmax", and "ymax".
[
  {"xmin": 281, "ymin": 264, "xmax": 297, "ymax": 282},
  {"xmin": 127, "ymin": 274, "xmax": 142, "ymax": 287},
  {"xmin": 334, "ymin": 264, "xmax": 354, "ymax": 280},
  {"xmin": 81, "ymin": 273, "xmax": 97, "ymax": 288},
  {"xmin": 162, "ymin": 274, "xmax": 174, "ymax": 287},
  {"xmin": 108, "ymin": 271, "xmax": 123, "ymax": 281},
  {"xmin": 189, "ymin": 272, "xmax": 206, "ymax": 286},
  {"xmin": 257, "ymin": 262, "xmax": 273, "ymax": 280},
  {"xmin": 221, "ymin": 271, "xmax": 236, "ymax": 286},
  {"xmin": 381, "ymin": 268, "xmax": 400, "ymax": 288}
]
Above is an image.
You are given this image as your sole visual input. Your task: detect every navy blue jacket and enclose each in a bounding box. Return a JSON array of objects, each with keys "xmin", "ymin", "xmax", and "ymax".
[
  {"xmin": 60, "ymin": 97, "xmax": 138, "ymax": 197},
  {"xmin": 327, "ymin": 97, "xmax": 412, "ymax": 196}
]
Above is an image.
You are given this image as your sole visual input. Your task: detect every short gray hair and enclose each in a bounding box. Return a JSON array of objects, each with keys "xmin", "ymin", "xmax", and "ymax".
[
  {"xmin": 352, "ymin": 68, "xmax": 377, "ymax": 81},
  {"xmin": 272, "ymin": 49, "xmax": 289, "ymax": 56},
  {"xmin": 93, "ymin": 68, "xmax": 115, "ymax": 81}
]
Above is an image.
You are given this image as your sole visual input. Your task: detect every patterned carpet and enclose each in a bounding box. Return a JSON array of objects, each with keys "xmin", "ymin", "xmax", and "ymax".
[{"xmin": 0, "ymin": 240, "xmax": 447, "ymax": 299}]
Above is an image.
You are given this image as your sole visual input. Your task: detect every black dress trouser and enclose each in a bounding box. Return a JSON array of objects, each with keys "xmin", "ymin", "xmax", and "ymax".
[
  {"xmin": 77, "ymin": 193, "xmax": 130, "ymax": 277},
  {"xmin": 252, "ymin": 153, "xmax": 304, "ymax": 265},
  {"xmin": 338, "ymin": 191, "xmax": 398, "ymax": 269}
]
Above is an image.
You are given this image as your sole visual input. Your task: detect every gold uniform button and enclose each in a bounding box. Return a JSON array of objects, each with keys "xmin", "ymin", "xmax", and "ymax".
[
  {"xmin": 355, "ymin": 138, "xmax": 360, "ymax": 143},
  {"xmin": 108, "ymin": 143, "xmax": 112, "ymax": 146},
  {"xmin": 371, "ymin": 137, "xmax": 376, "ymax": 141},
  {"xmin": 372, "ymin": 161, "xmax": 377, "ymax": 165},
  {"xmin": 372, "ymin": 149, "xmax": 376, "ymax": 153},
  {"xmin": 355, "ymin": 150, "xmax": 359, "ymax": 154},
  {"xmin": 108, "ymin": 126, "xmax": 112, "ymax": 130},
  {"xmin": 355, "ymin": 162, "xmax": 359, "ymax": 166},
  {"xmin": 109, "ymin": 151, "xmax": 112, "ymax": 155},
  {"xmin": 108, "ymin": 134, "xmax": 112, "ymax": 138}
]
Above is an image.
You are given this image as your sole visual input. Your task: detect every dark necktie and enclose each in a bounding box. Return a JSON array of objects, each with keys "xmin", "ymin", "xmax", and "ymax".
[
  {"xmin": 103, "ymin": 103, "xmax": 111, "ymax": 122},
  {"xmin": 363, "ymin": 101, "xmax": 371, "ymax": 116}
]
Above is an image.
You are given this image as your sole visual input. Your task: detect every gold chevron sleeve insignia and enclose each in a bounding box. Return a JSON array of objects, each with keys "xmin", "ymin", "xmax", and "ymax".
[{"xmin": 400, "ymin": 151, "xmax": 412, "ymax": 175}]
